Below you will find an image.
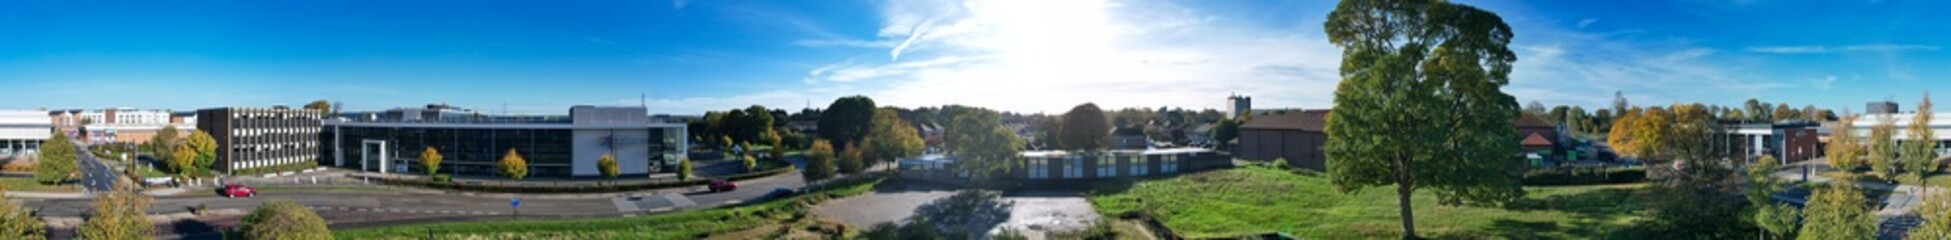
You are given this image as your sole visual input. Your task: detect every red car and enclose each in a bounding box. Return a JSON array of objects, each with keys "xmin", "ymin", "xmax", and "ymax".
[
  {"xmin": 707, "ymin": 179, "xmax": 737, "ymax": 192},
  {"xmin": 223, "ymin": 184, "xmax": 257, "ymax": 198}
]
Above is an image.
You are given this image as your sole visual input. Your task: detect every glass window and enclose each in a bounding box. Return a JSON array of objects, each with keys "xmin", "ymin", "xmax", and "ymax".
[
  {"xmin": 1096, "ymin": 154, "xmax": 1115, "ymax": 177},
  {"xmin": 1028, "ymin": 158, "xmax": 1048, "ymax": 179},
  {"xmin": 1063, "ymin": 155, "xmax": 1082, "ymax": 179},
  {"xmin": 1163, "ymin": 154, "xmax": 1180, "ymax": 173},
  {"xmin": 1130, "ymin": 155, "xmax": 1147, "ymax": 176}
]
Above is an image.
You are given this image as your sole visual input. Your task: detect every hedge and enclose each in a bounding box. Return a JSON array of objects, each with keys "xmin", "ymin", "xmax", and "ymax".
[
  {"xmin": 1521, "ymin": 167, "xmax": 1645, "ymax": 186},
  {"xmin": 369, "ymin": 166, "xmax": 793, "ymax": 193},
  {"xmin": 233, "ymin": 162, "xmax": 320, "ymax": 176}
]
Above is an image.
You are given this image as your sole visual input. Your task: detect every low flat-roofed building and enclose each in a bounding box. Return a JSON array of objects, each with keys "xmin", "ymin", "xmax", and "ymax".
[
  {"xmin": 0, "ymin": 110, "xmax": 53, "ymax": 156},
  {"xmin": 323, "ymin": 105, "xmax": 687, "ymax": 178}
]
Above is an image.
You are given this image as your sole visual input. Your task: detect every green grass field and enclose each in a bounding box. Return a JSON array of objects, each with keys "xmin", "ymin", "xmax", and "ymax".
[
  {"xmin": 1088, "ymin": 166, "xmax": 1647, "ymax": 239},
  {"xmin": 0, "ymin": 177, "xmax": 80, "ymax": 193},
  {"xmin": 333, "ymin": 176, "xmax": 885, "ymax": 239}
]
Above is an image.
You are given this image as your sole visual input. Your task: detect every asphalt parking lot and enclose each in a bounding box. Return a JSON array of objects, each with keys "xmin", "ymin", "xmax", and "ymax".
[{"xmin": 812, "ymin": 182, "xmax": 1100, "ymax": 239}]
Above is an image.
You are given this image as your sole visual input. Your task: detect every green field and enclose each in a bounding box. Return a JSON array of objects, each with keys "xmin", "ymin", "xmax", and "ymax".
[
  {"xmin": 1087, "ymin": 166, "xmax": 1647, "ymax": 239},
  {"xmin": 333, "ymin": 176, "xmax": 884, "ymax": 239},
  {"xmin": 0, "ymin": 177, "xmax": 81, "ymax": 193}
]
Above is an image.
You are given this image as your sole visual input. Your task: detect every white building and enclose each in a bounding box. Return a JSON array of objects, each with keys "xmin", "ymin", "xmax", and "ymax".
[
  {"xmin": 0, "ymin": 110, "xmax": 53, "ymax": 156},
  {"xmin": 1850, "ymin": 113, "xmax": 1951, "ymax": 155}
]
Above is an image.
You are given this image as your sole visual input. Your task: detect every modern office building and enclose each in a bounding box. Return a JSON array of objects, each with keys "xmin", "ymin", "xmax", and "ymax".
[
  {"xmin": 322, "ymin": 105, "xmax": 687, "ymax": 178},
  {"xmin": 198, "ymin": 107, "xmax": 324, "ymax": 173},
  {"xmin": 1725, "ymin": 122, "xmax": 1823, "ymax": 164},
  {"xmin": 0, "ymin": 110, "xmax": 53, "ymax": 156},
  {"xmin": 1850, "ymin": 113, "xmax": 1951, "ymax": 156}
]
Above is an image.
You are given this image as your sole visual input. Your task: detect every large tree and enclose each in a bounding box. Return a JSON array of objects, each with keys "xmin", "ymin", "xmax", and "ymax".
[
  {"xmin": 1869, "ymin": 113, "xmax": 1898, "ymax": 179},
  {"xmin": 1057, "ymin": 103, "xmax": 1111, "ymax": 151},
  {"xmin": 1321, "ymin": 0, "xmax": 1525, "ymax": 237},
  {"xmin": 1904, "ymin": 92, "xmax": 1937, "ymax": 180},
  {"xmin": 818, "ymin": 96, "xmax": 878, "ymax": 151},
  {"xmin": 1915, "ymin": 190, "xmax": 1951, "ymax": 239},
  {"xmin": 1750, "ymin": 155, "xmax": 1800, "ymax": 239},
  {"xmin": 236, "ymin": 201, "xmax": 331, "ymax": 240},
  {"xmin": 864, "ymin": 108, "xmax": 925, "ymax": 169},
  {"xmin": 186, "ymin": 130, "xmax": 218, "ymax": 176},
  {"xmin": 803, "ymin": 139, "xmax": 838, "ymax": 182},
  {"xmin": 1797, "ymin": 182, "xmax": 1875, "ymax": 239},
  {"xmin": 1210, "ymin": 119, "xmax": 1241, "ymax": 150},
  {"xmin": 78, "ymin": 182, "xmax": 152, "ymax": 240},
  {"xmin": 944, "ymin": 107, "xmax": 1024, "ymax": 184},
  {"xmin": 34, "ymin": 133, "xmax": 76, "ymax": 184},
  {"xmin": 1827, "ymin": 112, "xmax": 1864, "ymax": 172},
  {"xmin": 148, "ymin": 125, "xmax": 179, "ymax": 167}
]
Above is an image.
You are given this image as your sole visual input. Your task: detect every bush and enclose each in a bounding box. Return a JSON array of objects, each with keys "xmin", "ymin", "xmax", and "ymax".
[
  {"xmin": 1522, "ymin": 167, "xmax": 1645, "ymax": 186},
  {"xmin": 0, "ymin": 160, "xmax": 34, "ymax": 172},
  {"xmin": 235, "ymin": 201, "xmax": 330, "ymax": 240},
  {"xmin": 431, "ymin": 174, "xmax": 451, "ymax": 183},
  {"xmin": 233, "ymin": 162, "xmax": 318, "ymax": 176}
]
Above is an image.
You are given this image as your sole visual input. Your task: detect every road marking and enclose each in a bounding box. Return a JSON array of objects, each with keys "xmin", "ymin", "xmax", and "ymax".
[
  {"xmin": 612, "ymin": 197, "xmax": 642, "ymax": 212},
  {"xmin": 661, "ymin": 193, "xmax": 696, "ymax": 207}
]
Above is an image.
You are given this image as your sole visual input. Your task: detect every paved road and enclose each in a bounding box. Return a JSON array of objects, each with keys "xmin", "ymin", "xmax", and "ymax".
[
  {"xmin": 72, "ymin": 141, "xmax": 119, "ymax": 192},
  {"xmin": 812, "ymin": 182, "xmax": 1100, "ymax": 240}
]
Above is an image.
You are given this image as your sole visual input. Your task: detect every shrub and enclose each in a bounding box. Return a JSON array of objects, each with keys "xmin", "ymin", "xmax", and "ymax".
[
  {"xmin": 1521, "ymin": 167, "xmax": 1645, "ymax": 186},
  {"xmin": 431, "ymin": 174, "xmax": 451, "ymax": 183},
  {"xmin": 234, "ymin": 162, "xmax": 318, "ymax": 176},
  {"xmin": 235, "ymin": 201, "xmax": 330, "ymax": 240}
]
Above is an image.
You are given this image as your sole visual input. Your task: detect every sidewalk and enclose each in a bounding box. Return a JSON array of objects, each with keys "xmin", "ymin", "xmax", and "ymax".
[{"xmin": 2, "ymin": 191, "xmax": 87, "ymax": 199}]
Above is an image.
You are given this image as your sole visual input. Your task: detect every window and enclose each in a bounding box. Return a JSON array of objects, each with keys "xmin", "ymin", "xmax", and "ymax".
[
  {"xmin": 1096, "ymin": 154, "xmax": 1116, "ymax": 177},
  {"xmin": 1162, "ymin": 154, "xmax": 1180, "ymax": 173},
  {"xmin": 1130, "ymin": 155, "xmax": 1147, "ymax": 176},
  {"xmin": 1028, "ymin": 158, "xmax": 1049, "ymax": 179},
  {"xmin": 1063, "ymin": 156, "xmax": 1083, "ymax": 179}
]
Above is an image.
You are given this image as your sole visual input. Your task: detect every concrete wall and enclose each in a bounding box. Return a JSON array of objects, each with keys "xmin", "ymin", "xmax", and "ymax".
[{"xmin": 572, "ymin": 128, "xmax": 651, "ymax": 177}]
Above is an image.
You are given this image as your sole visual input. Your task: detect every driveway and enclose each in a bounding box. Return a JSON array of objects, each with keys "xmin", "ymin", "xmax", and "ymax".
[{"xmin": 812, "ymin": 181, "xmax": 1101, "ymax": 239}]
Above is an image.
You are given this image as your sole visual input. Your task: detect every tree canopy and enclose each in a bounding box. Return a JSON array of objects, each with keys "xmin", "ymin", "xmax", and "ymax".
[
  {"xmin": 1828, "ymin": 113, "xmax": 1864, "ymax": 171},
  {"xmin": 1797, "ymin": 183, "xmax": 1875, "ymax": 239},
  {"xmin": 236, "ymin": 201, "xmax": 331, "ymax": 240},
  {"xmin": 420, "ymin": 146, "xmax": 442, "ymax": 176},
  {"xmin": 944, "ymin": 107, "xmax": 1024, "ymax": 184},
  {"xmin": 819, "ymin": 96, "xmax": 878, "ymax": 151},
  {"xmin": 34, "ymin": 133, "xmax": 76, "ymax": 184},
  {"xmin": 597, "ymin": 153, "xmax": 618, "ymax": 181},
  {"xmin": 1057, "ymin": 103, "xmax": 1111, "ymax": 151},
  {"xmin": 187, "ymin": 130, "xmax": 218, "ymax": 175},
  {"xmin": 1904, "ymin": 92, "xmax": 1937, "ymax": 180},
  {"xmin": 78, "ymin": 182, "xmax": 152, "ymax": 240},
  {"xmin": 803, "ymin": 139, "xmax": 838, "ymax": 182},
  {"xmin": 864, "ymin": 108, "xmax": 925, "ymax": 168}
]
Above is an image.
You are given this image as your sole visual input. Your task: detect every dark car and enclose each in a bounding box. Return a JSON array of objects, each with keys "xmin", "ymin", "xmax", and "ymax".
[
  {"xmin": 760, "ymin": 187, "xmax": 798, "ymax": 200},
  {"xmin": 707, "ymin": 179, "xmax": 737, "ymax": 192},
  {"xmin": 222, "ymin": 184, "xmax": 256, "ymax": 198}
]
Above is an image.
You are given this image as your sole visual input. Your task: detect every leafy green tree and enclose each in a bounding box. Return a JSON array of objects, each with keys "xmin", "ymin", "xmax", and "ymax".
[
  {"xmin": 302, "ymin": 99, "xmax": 335, "ymax": 116},
  {"xmin": 837, "ymin": 142, "xmax": 866, "ymax": 174},
  {"xmin": 186, "ymin": 130, "xmax": 218, "ymax": 176},
  {"xmin": 1210, "ymin": 119, "xmax": 1240, "ymax": 150},
  {"xmin": 803, "ymin": 139, "xmax": 838, "ymax": 182},
  {"xmin": 943, "ymin": 107, "xmax": 1023, "ymax": 184},
  {"xmin": 1797, "ymin": 183, "xmax": 1874, "ymax": 240},
  {"xmin": 738, "ymin": 154, "xmax": 756, "ymax": 173},
  {"xmin": 420, "ymin": 147, "xmax": 442, "ymax": 176},
  {"xmin": 1056, "ymin": 103, "xmax": 1110, "ymax": 151},
  {"xmin": 78, "ymin": 182, "xmax": 152, "ymax": 240},
  {"xmin": 497, "ymin": 148, "xmax": 527, "ymax": 180},
  {"xmin": 172, "ymin": 143, "xmax": 196, "ymax": 177},
  {"xmin": 148, "ymin": 125, "xmax": 179, "ymax": 166},
  {"xmin": 0, "ymin": 185, "xmax": 46, "ymax": 240},
  {"xmin": 677, "ymin": 156, "xmax": 694, "ymax": 181},
  {"xmin": 865, "ymin": 108, "xmax": 925, "ymax": 169},
  {"xmin": 818, "ymin": 96, "xmax": 877, "ymax": 151},
  {"xmin": 1828, "ymin": 113, "xmax": 1864, "ymax": 172},
  {"xmin": 1750, "ymin": 155, "xmax": 1799, "ymax": 239},
  {"xmin": 1321, "ymin": 0, "xmax": 1524, "ymax": 237},
  {"xmin": 1870, "ymin": 114, "xmax": 1898, "ymax": 180},
  {"xmin": 1904, "ymin": 92, "xmax": 1937, "ymax": 179},
  {"xmin": 1914, "ymin": 190, "xmax": 1951, "ymax": 239},
  {"xmin": 235, "ymin": 201, "xmax": 330, "ymax": 240},
  {"xmin": 34, "ymin": 133, "xmax": 76, "ymax": 184}
]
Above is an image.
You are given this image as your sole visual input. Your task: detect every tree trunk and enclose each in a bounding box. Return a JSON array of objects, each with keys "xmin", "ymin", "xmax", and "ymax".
[{"xmin": 1397, "ymin": 155, "xmax": 1417, "ymax": 239}]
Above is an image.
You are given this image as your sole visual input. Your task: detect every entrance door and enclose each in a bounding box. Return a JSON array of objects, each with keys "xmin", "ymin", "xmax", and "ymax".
[{"xmin": 361, "ymin": 140, "xmax": 388, "ymax": 173}]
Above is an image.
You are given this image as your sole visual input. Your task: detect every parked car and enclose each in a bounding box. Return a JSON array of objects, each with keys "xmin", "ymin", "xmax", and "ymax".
[
  {"xmin": 760, "ymin": 187, "xmax": 797, "ymax": 200},
  {"xmin": 222, "ymin": 184, "xmax": 256, "ymax": 198},
  {"xmin": 707, "ymin": 179, "xmax": 737, "ymax": 192}
]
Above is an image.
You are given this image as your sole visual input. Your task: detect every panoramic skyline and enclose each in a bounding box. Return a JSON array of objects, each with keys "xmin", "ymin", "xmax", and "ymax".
[{"xmin": 1, "ymin": 0, "xmax": 1946, "ymax": 115}]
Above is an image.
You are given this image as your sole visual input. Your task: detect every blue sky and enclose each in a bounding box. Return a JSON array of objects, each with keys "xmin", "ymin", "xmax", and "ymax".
[{"xmin": 0, "ymin": 0, "xmax": 1945, "ymax": 115}]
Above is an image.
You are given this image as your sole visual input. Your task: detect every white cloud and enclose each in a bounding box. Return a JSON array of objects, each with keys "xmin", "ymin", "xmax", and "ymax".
[
  {"xmin": 1814, "ymin": 75, "xmax": 1837, "ymax": 90},
  {"xmin": 1576, "ymin": 18, "xmax": 1598, "ymax": 29},
  {"xmin": 1746, "ymin": 44, "xmax": 1938, "ymax": 54}
]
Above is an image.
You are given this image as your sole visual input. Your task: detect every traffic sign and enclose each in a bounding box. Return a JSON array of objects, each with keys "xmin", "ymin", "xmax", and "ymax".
[{"xmin": 511, "ymin": 198, "xmax": 521, "ymax": 208}]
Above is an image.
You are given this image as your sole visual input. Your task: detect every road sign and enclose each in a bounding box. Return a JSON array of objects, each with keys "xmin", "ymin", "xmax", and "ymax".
[{"xmin": 511, "ymin": 198, "xmax": 521, "ymax": 208}]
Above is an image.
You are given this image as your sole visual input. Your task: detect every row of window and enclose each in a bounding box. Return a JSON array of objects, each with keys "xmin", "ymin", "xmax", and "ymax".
[{"xmin": 1027, "ymin": 154, "xmax": 1182, "ymax": 179}]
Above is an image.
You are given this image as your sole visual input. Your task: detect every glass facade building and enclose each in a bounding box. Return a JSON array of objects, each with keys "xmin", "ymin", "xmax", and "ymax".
[{"xmin": 322, "ymin": 106, "xmax": 686, "ymax": 178}]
